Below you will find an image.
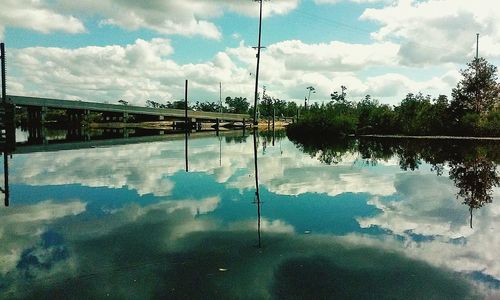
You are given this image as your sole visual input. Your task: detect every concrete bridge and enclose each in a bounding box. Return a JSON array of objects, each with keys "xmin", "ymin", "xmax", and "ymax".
[{"xmin": 7, "ymin": 95, "xmax": 250, "ymax": 126}]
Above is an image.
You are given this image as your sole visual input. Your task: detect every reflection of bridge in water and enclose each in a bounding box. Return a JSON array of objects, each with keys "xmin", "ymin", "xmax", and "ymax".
[
  {"xmin": 3, "ymin": 127, "xmax": 250, "ymax": 206},
  {"xmin": 14, "ymin": 129, "xmax": 248, "ymax": 154}
]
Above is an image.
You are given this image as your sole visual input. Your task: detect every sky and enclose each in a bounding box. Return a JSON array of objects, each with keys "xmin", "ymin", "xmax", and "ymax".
[{"xmin": 1, "ymin": 0, "xmax": 500, "ymax": 106}]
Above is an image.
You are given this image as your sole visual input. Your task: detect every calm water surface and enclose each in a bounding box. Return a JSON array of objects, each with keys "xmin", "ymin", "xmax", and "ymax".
[{"xmin": 1, "ymin": 131, "xmax": 499, "ymax": 299}]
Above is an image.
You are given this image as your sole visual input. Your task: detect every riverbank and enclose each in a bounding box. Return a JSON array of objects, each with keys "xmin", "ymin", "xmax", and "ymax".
[
  {"xmin": 354, "ymin": 134, "xmax": 500, "ymax": 141},
  {"xmin": 256, "ymin": 120, "xmax": 290, "ymax": 129}
]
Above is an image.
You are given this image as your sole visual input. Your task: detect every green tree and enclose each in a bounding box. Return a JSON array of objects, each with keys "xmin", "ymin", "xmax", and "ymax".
[
  {"xmin": 356, "ymin": 95, "xmax": 398, "ymax": 134},
  {"xmin": 146, "ymin": 100, "xmax": 163, "ymax": 108},
  {"xmin": 273, "ymin": 99, "xmax": 287, "ymax": 118},
  {"xmin": 225, "ymin": 97, "xmax": 250, "ymax": 114},
  {"xmin": 165, "ymin": 100, "xmax": 187, "ymax": 109},
  {"xmin": 258, "ymin": 94, "xmax": 273, "ymax": 118},
  {"xmin": 193, "ymin": 101, "xmax": 223, "ymax": 112},
  {"xmin": 330, "ymin": 85, "xmax": 347, "ymax": 104},
  {"xmin": 451, "ymin": 57, "xmax": 500, "ymax": 114},
  {"xmin": 394, "ymin": 93, "xmax": 434, "ymax": 135},
  {"xmin": 284, "ymin": 101, "xmax": 299, "ymax": 118}
]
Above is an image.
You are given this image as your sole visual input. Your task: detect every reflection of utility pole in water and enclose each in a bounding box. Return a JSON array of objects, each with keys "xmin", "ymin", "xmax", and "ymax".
[
  {"xmin": 1, "ymin": 43, "xmax": 12, "ymax": 206},
  {"xmin": 185, "ymin": 80, "xmax": 189, "ymax": 172},
  {"xmin": 252, "ymin": 129, "xmax": 262, "ymax": 248},
  {"xmin": 219, "ymin": 135, "xmax": 222, "ymax": 167},
  {"xmin": 272, "ymin": 123, "xmax": 275, "ymax": 147},
  {"xmin": 1, "ymin": 151, "xmax": 9, "ymax": 206}
]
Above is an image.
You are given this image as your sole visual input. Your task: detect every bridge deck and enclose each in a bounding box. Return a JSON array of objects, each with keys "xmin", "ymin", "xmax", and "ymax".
[{"xmin": 7, "ymin": 95, "xmax": 248, "ymax": 122}]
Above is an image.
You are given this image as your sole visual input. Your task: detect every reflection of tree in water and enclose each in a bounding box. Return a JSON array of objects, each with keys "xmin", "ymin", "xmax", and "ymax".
[
  {"xmin": 224, "ymin": 135, "xmax": 249, "ymax": 144},
  {"xmin": 449, "ymin": 155, "xmax": 499, "ymax": 228},
  {"xmin": 289, "ymin": 136, "xmax": 357, "ymax": 165},
  {"xmin": 289, "ymin": 135, "xmax": 499, "ymax": 226}
]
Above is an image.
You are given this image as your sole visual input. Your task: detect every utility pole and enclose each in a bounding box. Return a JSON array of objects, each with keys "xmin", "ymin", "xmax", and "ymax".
[
  {"xmin": 1, "ymin": 43, "xmax": 5, "ymax": 104},
  {"xmin": 253, "ymin": 0, "xmax": 267, "ymax": 125},
  {"xmin": 219, "ymin": 82, "xmax": 222, "ymax": 113},
  {"xmin": 476, "ymin": 33, "xmax": 479, "ymax": 59},
  {"xmin": 474, "ymin": 34, "xmax": 480, "ymax": 112}
]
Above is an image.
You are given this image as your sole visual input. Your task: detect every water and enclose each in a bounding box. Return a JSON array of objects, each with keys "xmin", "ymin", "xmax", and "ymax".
[{"xmin": 1, "ymin": 130, "xmax": 498, "ymax": 299}]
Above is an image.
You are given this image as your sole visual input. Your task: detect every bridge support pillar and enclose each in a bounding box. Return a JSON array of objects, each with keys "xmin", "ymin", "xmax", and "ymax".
[
  {"xmin": 66, "ymin": 127, "xmax": 88, "ymax": 141},
  {"xmin": 67, "ymin": 109, "xmax": 86, "ymax": 127},
  {"xmin": 1, "ymin": 103, "xmax": 16, "ymax": 149},
  {"xmin": 28, "ymin": 126, "xmax": 47, "ymax": 145},
  {"xmin": 102, "ymin": 112, "xmax": 124, "ymax": 122},
  {"xmin": 41, "ymin": 106, "xmax": 47, "ymax": 125},
  {"xmin": 191, "ymin": 118, "xmax": 197, "ymax": 132},
  {"xmin": 27, "ymin": 106, "xmax": 47, "ymax": 127}
]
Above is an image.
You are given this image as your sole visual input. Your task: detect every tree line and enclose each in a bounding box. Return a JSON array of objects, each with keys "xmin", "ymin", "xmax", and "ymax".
[
  {"xmin": 144, "ymin": 95, "xmax": 301, "ymax": 119},
  {"xmin": 288, "ymin": 57, "xmax": 500, "ymax": 137}
]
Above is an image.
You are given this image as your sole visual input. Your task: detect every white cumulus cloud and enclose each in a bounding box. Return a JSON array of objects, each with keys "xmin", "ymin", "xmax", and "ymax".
[
  {"xmin": 0, "ymin": 0, "xmax": 85, "ymax": 38},
  {"xmin": 361, "ymin": 0, "xmax": 500, "ymax": 65}
]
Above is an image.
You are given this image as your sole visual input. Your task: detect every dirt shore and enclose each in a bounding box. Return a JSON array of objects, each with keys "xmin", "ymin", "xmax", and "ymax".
[{"xmin": 89, "ymin": 120, "xmax": 292, "ymax": 130}]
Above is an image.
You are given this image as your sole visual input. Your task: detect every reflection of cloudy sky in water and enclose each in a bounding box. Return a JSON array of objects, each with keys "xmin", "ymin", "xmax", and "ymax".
[
  {"xmin": 0, "ymin": 205, "xmax": 480, "ymax": 299},
  {"xmin": 359, "ymin": 173, "xmax": 500, "ymax": 284},
  {"xmin": 2, "ymin": 134, "xmax": 499, "ymax": 297},
  {"xmin": 10, "ymin": 135, "xmax": 399, "ymax": 198}
]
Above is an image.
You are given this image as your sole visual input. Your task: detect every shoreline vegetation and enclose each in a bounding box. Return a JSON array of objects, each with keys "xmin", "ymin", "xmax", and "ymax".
[{"xmin": 288, "ymin": 57, "xmax": 499, "ymax": 139}]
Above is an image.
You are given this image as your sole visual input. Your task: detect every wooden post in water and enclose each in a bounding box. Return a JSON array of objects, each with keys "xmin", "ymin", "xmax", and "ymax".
[{"xmin": 185, "ymin": 80, "xmax": 189, "ymax": 172}]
